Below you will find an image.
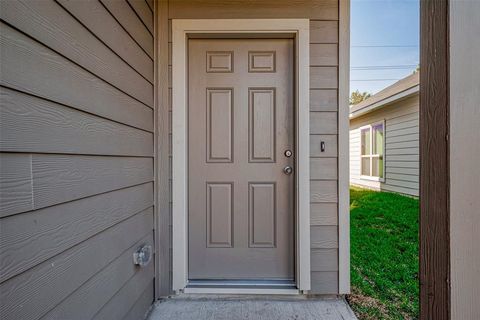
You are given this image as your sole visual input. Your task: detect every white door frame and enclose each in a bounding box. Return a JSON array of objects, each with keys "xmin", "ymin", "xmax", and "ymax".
[{"xmin": 172, "ymin": 19, "xmax": 310, "ymax": 292}]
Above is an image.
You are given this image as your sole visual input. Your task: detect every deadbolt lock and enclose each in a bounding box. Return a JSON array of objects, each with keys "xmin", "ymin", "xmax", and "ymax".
[
  {"xmin": 284, "ymin": 150, "xmax": 293, "ymax": 157},
  {"xmin": 283, "ymin": 166, "xmax": 293, "ymax": 175}
]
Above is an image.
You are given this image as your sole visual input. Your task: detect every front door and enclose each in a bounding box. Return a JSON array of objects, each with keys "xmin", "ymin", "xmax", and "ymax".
[{"xmin": 188, "ymin": 39, "xmax": 294, "ymax": 282}]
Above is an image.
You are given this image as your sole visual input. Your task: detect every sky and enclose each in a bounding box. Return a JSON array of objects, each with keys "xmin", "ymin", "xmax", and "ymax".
[{"xmin": 350, "ymin": 0, "xmax": 420, "ymax": 95}]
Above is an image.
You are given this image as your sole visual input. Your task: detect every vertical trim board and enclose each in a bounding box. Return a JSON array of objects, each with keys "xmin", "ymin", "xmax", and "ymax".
[
  {"xmin": 155, "ymin": 0, "xmax": 172, "ymax": 297},
  {"xmin": 420, "ymin": 0, "xmax": 450, "ymax": 318},
  {"xmin": 338, "ymin": 0, "xmax": 350, "ymax": 294}
]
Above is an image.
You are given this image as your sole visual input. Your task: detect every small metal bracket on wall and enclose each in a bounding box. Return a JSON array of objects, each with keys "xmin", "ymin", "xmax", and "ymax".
[{"xmin": 320, "ymin": 141, "xmax": 326, "ymax": 152}]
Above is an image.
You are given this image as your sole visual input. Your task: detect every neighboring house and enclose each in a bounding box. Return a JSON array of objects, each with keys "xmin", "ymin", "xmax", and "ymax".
[
  {"xmin": 0, "ymin": 1, "xmax": 350, "ymax": 319},
  {"xmin": 349, "ymin": 73, "xmax": 419, "ymax": 196}
]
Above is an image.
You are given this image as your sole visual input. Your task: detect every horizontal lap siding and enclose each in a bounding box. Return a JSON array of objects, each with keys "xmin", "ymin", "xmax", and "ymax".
[
  {"xmin": 349, "ymin": 95, "xmax": 419, "ymax": 196},
  {"xmin": 166, "ymin": 0, "xmax": 340, "ymax": 294},
  {"xmin": 309, "ymin": 19, "xmax": 339, "ymax": 294},
  {"xmin": 0, "ymin": 88, "xmax": 153, "ymax": 156},
  {"xmin": 0, "ymin": 1, "xmax": 155, "ymax": 320},
  {"xmin": 0, "ymin": 22, "xmax": 153, "ymax": 132}
]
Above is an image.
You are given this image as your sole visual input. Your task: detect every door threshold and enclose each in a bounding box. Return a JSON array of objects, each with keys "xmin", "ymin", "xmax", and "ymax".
[
  {"xmin": 184, "ymin": 279, "xmax": 299, "ymax": 295},
  {"xmin": 183, "ymin": 287, "xmax": 300, "ymax": 295}
]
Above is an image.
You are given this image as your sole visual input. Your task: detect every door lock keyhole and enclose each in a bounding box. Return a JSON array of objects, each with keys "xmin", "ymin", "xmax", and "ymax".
[{"xmin": 283, "ymin": 166, "xmax": 293, "ymax": 175}]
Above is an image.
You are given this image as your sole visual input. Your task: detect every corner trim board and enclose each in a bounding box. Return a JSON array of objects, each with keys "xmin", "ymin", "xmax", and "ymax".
[
  {"xmin": 338, "ymin": 0, "xmax": 351, "ymax": 294},
  {"xmin": 419, "ymin": 0, "xmax": 451, "ymax": 319},
  {"xmin": 154, "ymin": 0, "xmax": 171, "ymax": 297}
]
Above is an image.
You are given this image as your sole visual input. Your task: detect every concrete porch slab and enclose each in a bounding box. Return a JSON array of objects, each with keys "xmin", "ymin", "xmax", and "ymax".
[{"xmin": 147, "ymin": 295, "xmax": 358, "ymax": 320}]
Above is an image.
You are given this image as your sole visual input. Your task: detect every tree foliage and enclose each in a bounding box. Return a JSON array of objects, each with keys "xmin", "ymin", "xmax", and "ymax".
[{"xmin": 350, "ymin": 90, "xmax": 372, "ymax": 105}]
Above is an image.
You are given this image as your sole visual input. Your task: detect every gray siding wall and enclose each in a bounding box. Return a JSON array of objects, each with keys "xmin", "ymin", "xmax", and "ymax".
[
  {"xmin": 0, "ymin": 1, "xmax": 155, "ymax": 319},
  {"xmin": 162, "ymin": 0, "xmax": 341, "ymax": 294},
  {"xmin": 349, "ymin": 95, "xmax": 419, "ymax": 196},
  {"xmin": 449, "ymin": 1, "xmax": 480, "ymax": 318}
]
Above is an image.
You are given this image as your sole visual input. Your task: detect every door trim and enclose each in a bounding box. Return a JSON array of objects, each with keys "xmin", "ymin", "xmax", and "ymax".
[
  {"xmin": 338, "ymin": 0, "xmax": 351, "ymax": 295},
  {"xmin": 172, "ymin": 19, "xmax": 310, "ymax": 292}
]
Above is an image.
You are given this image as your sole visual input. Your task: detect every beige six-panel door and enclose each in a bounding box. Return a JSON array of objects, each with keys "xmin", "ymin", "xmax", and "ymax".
[{"xmin": 188, "ymin": 39, "xmax": 294, "ymax": 281}]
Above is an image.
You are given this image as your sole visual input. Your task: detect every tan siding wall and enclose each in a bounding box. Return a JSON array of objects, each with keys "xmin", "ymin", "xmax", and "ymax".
[
  {"xmin": 0, "ymin": 1, "xmax": 155, "ymax": 319},
  {"xmin": 163, "ymin": 0, "xmax": 340, "ymax": 294},
  {"xmin": 349, "ymin": 95, "xmax": 419, "ymax": 196}
]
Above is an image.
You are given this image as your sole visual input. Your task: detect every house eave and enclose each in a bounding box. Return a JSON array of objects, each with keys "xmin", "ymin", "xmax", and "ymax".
[{"xmin": 349, "ymin": 84, "xmax": 419, "ymax": 120}]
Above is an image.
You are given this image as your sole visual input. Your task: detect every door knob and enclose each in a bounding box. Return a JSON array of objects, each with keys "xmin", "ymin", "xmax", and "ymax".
[{"xmin": 283, "ymin": 166, "xmax": 293, "ymax": 175}]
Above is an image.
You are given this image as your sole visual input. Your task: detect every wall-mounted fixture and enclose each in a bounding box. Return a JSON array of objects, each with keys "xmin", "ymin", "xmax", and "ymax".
[
  {"xmin": 320, "ymin": 141, "xmax": 326, "ymax": 152},
  {"xmin": 133, "ymin": 244, "xmax": 152, "ymax": 267}
]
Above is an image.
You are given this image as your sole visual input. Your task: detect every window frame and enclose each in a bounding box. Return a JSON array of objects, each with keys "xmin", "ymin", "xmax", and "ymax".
[{"xmin": 359, "ymin": 120, "xmax": 386, "ymax": 182}]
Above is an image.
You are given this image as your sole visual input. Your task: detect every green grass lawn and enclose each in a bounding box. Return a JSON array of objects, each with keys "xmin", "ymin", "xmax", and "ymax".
[{"xmin": 347, "ymin": 187, "xmax": 419, "ymax": 320}]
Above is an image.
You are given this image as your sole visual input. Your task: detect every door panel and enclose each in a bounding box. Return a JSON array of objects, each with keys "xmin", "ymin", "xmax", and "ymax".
[
  {"xmin": 249, "ymin": 88, "xmax": 276, "ymax": 162},
  {"xmin": 188, "ymin": 39, "xmax": 294, "ymax": 280},
  {"xmin": 249, "ymin": 182, "xmax": 276, "ymax": 248},
  {"xmin": 206, "ymin": 183, "xmax": 233, "ymax": 248},
  {"xmin": 206, "ymin": 89, "xmax": 234, "ymax": 162}
]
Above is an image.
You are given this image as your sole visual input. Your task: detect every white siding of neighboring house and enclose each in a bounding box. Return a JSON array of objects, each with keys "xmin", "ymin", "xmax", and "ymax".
[{"xmin": 349, "ymin": 95, "xmax": 419, "ymax": 196}]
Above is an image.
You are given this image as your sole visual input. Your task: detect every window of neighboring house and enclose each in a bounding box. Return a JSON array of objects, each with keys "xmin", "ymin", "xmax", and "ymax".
[{"xmin": 360, "ymin": 121, "xmax": 385, "ymax": 181}]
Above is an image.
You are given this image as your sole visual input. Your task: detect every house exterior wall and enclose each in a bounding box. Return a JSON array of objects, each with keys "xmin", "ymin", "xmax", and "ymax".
[
  {"xmin": 449, "ymin": 1, "xmax": 480, "ymax": 318},
  {"xmin": 0, "ymin": 1, "xmax": 155, "ymax": 319},
  {"xmin": 350, "ymin": 95, "xmax": 419, "ymax": 196},
  {"xmin": 160, "ymin": 0, "xmax": 343, "ymax": 294}
]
